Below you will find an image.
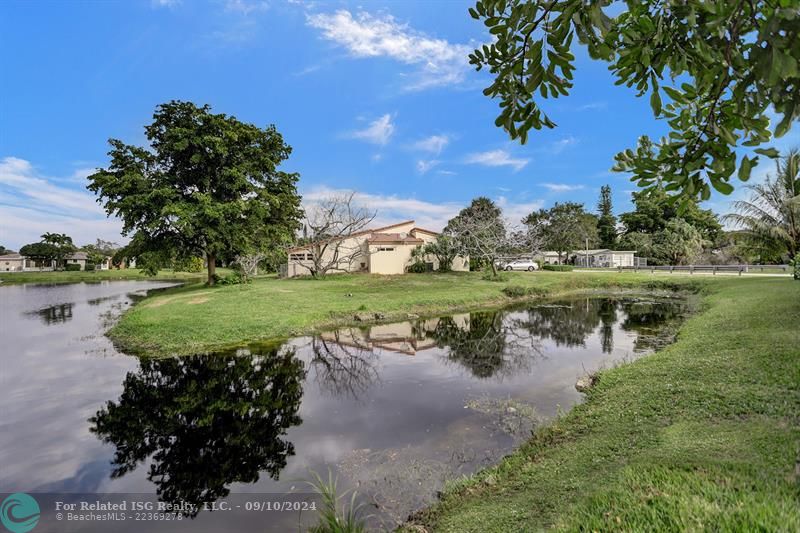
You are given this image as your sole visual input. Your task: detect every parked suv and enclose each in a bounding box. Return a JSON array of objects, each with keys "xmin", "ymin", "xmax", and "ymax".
[{"xmin": 503, "ymin": 259, "xmax": 539, "ymax": 272}]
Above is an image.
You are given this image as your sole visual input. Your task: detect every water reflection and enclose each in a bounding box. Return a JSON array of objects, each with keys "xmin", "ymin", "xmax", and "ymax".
[
  {"xmin": 72, "ymin": 293, "xmax": 691, "ymax": 528},
  {"xmin": 24, "ymin": 302, "xmax": 75, "ymax": 325},
  {"xmin": 310, "ymin": 335, "xmax": 380, "ymax": 398},
  {"xmin": 89, "ymin": 348, "xmax": 305, "ymax": 514}
]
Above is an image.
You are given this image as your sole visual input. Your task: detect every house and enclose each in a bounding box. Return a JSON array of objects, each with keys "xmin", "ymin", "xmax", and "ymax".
[
  {"xmin": 534, "ymin": 249, "xmax": 636, "ymax": 267},
  {"xmin": 65, "ymin": 252, "xmax": 89, "ymax": 270},
  {"xmin": 286, "ymin": 220, "xmax": 469, "ymax": 277},
  {"xmin": 572, "ymin": 249, "xmax": 636, "ymax": 268},
  {"xmin": 1, "ymin": 253, "xmax": 25, "ymax": 272},
  {"xmin": 0, "ymin": 253, "xmax": 56, "ymax": 272},
  {"xmin": 318, "ymin": 314, "xmax": 470, "ymax": 356}
]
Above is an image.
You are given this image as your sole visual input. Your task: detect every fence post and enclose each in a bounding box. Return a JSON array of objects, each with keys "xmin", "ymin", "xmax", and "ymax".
[
  {"xmin": 690, "ymin": 265, "xmax": 694, "ymax": 274},
  {"xmin": 713, "ymin": 266, "xmax": 716, "ymax": 275},
  {"xmin": 670, "ymin": 266, "xmax": 674, "ymax": 274},
  {"xmin": 739, "ymin": 266, "xmax": 743, "ymax": 276}
]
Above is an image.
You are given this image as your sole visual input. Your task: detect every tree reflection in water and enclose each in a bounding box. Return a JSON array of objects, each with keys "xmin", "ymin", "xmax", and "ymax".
[
  {"xmin": 428, "ymin": 311, "xmax": 541, "ymax": 379},
  {"xmin": 89, "ymin": 347, "xmax": 305, "ymax": 514},
  {"xmin": 309, "ymin": 333, "xmax": 380, "ymax": 398}
]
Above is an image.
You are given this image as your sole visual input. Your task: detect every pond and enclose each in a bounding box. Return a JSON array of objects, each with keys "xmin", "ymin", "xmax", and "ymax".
[{"xmin": 0, "ymin": 281, "xmax": 691, "ymax": 531}]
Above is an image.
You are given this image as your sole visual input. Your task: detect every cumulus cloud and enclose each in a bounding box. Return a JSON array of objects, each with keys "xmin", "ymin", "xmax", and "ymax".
[
  {"xmin": 541, "ymin": 183, "xmax": 584, "ymax": 192},
  {"xmin": 464, "ymin": 150, "xmax": 529, "ymax": 172},
  {"xmin": 0, "ymin": 157, "xmax": 124, "ymax": 249},
  {"xmin": 224, "ymin": 0, "xmax": 269, "ymax": 15},
  {"xmin": 412, "ymin": 134, "xmax": 450, "ymax": 155},
  {"xmin": 306, "ymin": 10, "xmax": 472, "ymax": 90},
  {"xmin": 349, "ymin": 114, "xmax": 395, "ymax": 146}
]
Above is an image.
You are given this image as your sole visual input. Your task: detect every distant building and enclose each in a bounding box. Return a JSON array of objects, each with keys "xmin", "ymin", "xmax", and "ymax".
[
  {"xmin": 535, "ymin": 249, "xmax": 637, "ymax": 268},
  {"xmin": 287, "ymin": 220, "xmax": 469, "ymax": 277}
]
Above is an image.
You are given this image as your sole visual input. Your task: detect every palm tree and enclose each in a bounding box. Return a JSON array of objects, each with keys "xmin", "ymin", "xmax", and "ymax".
[{"xmin": 724, "ymin": 149, "xmax": 800, "ymax": 260}]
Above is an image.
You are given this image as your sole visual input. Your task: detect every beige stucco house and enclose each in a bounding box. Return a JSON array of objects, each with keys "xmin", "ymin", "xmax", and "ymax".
[
  {"xmin": 0, "ymin": 253, "xmax": 56, "ymax": 272},
  {"xmin": 287, "ymin": 220, "xmax": 469, "ymax": 277}
]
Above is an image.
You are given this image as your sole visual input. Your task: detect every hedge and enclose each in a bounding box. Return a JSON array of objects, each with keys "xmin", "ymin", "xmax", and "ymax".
[{"xmin": 542, "ymin": 264, "xmax": 574, "ymax": 272}]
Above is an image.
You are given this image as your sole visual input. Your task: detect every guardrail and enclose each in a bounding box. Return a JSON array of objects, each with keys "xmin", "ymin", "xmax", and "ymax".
[{"xmin": 615, "ymin": 264, "xmax": 790, "ymax": 275}]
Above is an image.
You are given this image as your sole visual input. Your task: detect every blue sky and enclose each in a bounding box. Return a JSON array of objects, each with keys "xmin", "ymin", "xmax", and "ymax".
[{"xmin": 1, "ymin": 0, "xmax": 797, "ymax": 250}]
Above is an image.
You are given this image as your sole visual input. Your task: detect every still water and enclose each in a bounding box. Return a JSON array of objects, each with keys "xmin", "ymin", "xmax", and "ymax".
[{"xmin": 0, "ymin": 281, "xmax": 690, "ymax": 531}]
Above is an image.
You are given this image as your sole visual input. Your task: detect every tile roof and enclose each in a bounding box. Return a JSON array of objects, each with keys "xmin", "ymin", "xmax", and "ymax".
[{"xmin": 368, "ymin": 233, "xmax": 424, "ymax": 244}]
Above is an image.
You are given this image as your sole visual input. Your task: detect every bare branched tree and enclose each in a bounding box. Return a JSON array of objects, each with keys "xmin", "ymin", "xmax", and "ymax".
[
  {"xmin": 234, "ymin": 253, "xmax": 266, "ymax": 281},
  {"xmin": 290, "ymin": 192, "xmax": 377, "ymax": 277}
]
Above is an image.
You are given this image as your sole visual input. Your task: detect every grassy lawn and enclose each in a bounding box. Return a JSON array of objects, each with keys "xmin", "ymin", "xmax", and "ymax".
[
  {"xmin": 0, "ymin": 268, "xmax": 216, "ymax": 285},
  {"xmin": 404, "ymin": 276, "xmax": 800, "ymax": 531},
  {"xmin": 107, "ymin": 271, "xmax": 713, "ymax": 357}
]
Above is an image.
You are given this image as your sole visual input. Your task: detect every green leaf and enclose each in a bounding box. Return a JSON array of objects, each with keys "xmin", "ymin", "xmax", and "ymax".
[
  {"xmin": 754, "ymin": 147, "xmax": 780, "ymax": 158},
  {"xmin": 650, "ymin": 90, "xmax": 662, "ymax": 116},
  {"xmin": 710, "ymin": 179, "xmax": 734, "ymax": 195},
  {"xmin": 738, "ymin": 155, "xmax": 754, "ymax": 182}
]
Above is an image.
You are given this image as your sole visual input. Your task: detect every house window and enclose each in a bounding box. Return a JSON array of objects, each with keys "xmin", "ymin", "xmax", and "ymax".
[{"xmin": 377, "ymin": 246, "xmax": 395, "ymax": 252}]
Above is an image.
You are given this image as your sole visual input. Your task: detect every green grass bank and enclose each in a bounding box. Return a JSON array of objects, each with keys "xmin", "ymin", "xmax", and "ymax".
[
  {"xmin": 107, "ymin": 271, "xmax": 711, "ymax": 357},
  {"xmin": 405, "ymin": 276, "xmax": 800, "ymax": 531},
  {"xmin": 0, "ymin": 268, "xmax": 214, "ymax": 285}
]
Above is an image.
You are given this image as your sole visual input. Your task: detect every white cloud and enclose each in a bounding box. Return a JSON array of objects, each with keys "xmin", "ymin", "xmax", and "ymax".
[
  {"xmin": 464, "ymin": 150, "xmax": 529, "ymax": 172},
  {"xmin": 349, "ymin": 114, "xmax": 395, "ymax": 146},
  {"xmin": 302, "ymin": 185, "xmax": 543, "ymax": 231},
  {"xmin": 436, "ymin": 170, "xmax": 457, "ymax": 176},
  {"xmin": 416, "ymin": 160, "xmax": 440, "ymax": 174},
  {"xmin": 550, "ymin": 136, "xmax": 578, "ymax": 154},
  {"xmin": 306, "ymin": 10, "xmax": 472, "ymax": 90},
  {"xmin": 495, "ymin": 196, "xmax": 544, "ymax": 224},
  {"xmin": 0, "ymin": 157, "xmax": 124, "ymax": 249},
  {"xmin": 576, "ymin": 102, "xmax": 607, "ymax": 111},
  {"xmin": 541, "ymin": 183, "xmax": 585, "ymax": 192},
  {"xmin": 412, "ymin": 134, "xmax": 450, "ymax": 155},
  {"xmin": 151, "ymin": 0, "xmax": 181, "ymax": 8},
  {"xmin": 224, "ymin": 0, "xmax": 269, "ymax": 15}
]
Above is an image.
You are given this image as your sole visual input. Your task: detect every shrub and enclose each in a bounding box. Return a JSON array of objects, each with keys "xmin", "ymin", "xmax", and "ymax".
[
  {"xmin": 213, "ymin": 271, "xmax": 247, "ymax": 285},
  {"xmin": 85, "ymin": 263, "xmax": 96, "ymax": 271},
  {"xmin": 502, "ymin": 285, "xmax": 551, "ymax": 298},
  {"xmin": 65, "ymin": 263, "xmax": 81, "ymax": 271},
  {"xmin": 406, "ymin": 261, "xmax": 428, "ymax": 273},
  {"xmin": 791, "ymin": 253, "xmax": 800, "ymax": 281},
  {"xmin": 542, "ymin": 264, "xmax": 574, "ymax": 272}
]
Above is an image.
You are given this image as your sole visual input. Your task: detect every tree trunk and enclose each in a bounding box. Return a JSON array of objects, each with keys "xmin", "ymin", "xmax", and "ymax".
[
  {"xmin": 207, "ymin": 252, "xmax": 216, "ymax": 285},
  {"xmin": 490, "ymin": 259, "xmax": 497, "ymax": 277}
]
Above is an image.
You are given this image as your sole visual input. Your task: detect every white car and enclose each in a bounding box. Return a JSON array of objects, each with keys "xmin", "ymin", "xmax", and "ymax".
[{"xmin": 504, "ymin": 259, "xmax": 539, "ymax": 272}]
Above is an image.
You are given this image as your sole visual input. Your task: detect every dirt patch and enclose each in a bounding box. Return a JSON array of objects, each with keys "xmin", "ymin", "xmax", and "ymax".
[{"xmin": 187, "ymin": 297, "xmax": 209, "ymax": 305}]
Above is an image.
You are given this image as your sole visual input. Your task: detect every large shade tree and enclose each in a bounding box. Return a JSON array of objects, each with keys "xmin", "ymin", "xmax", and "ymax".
[
  {"xmin": 724, "ymin": 149, "xmax": 800, "ymax": 259},
  {"xmin": 88, "ymin": 101, "xmax": 303, "ymax": 285},
  {"xmin": 524, "ymin": 202, "xmax": 599, "ymax": 264},
  {"xmin": 620, "ymin": 186, "xmax": 722, "ymax": 243},
  {"xmin": 469, "ymin": 1, "xmax": 800, "ymax": 203}
]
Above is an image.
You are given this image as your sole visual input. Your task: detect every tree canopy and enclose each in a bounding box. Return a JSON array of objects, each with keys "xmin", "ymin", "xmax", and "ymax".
[
  {"xmin": 620, "ymin": 186, "xmax": 722, "ymax": 242},
  {"xmin": 19, "ymin": 233, "xmax": 76, "ymax": 268},
  {"xmin": 524, "ymin": 202, "xmax": 599, "ymax": 263},
  {"xmin": 88, "ymin": 101, "xmax": 303, "ymax": 284},
  {"xmin": 469, "ymin": 1, "xmax": 800, "ymax": 202}
]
